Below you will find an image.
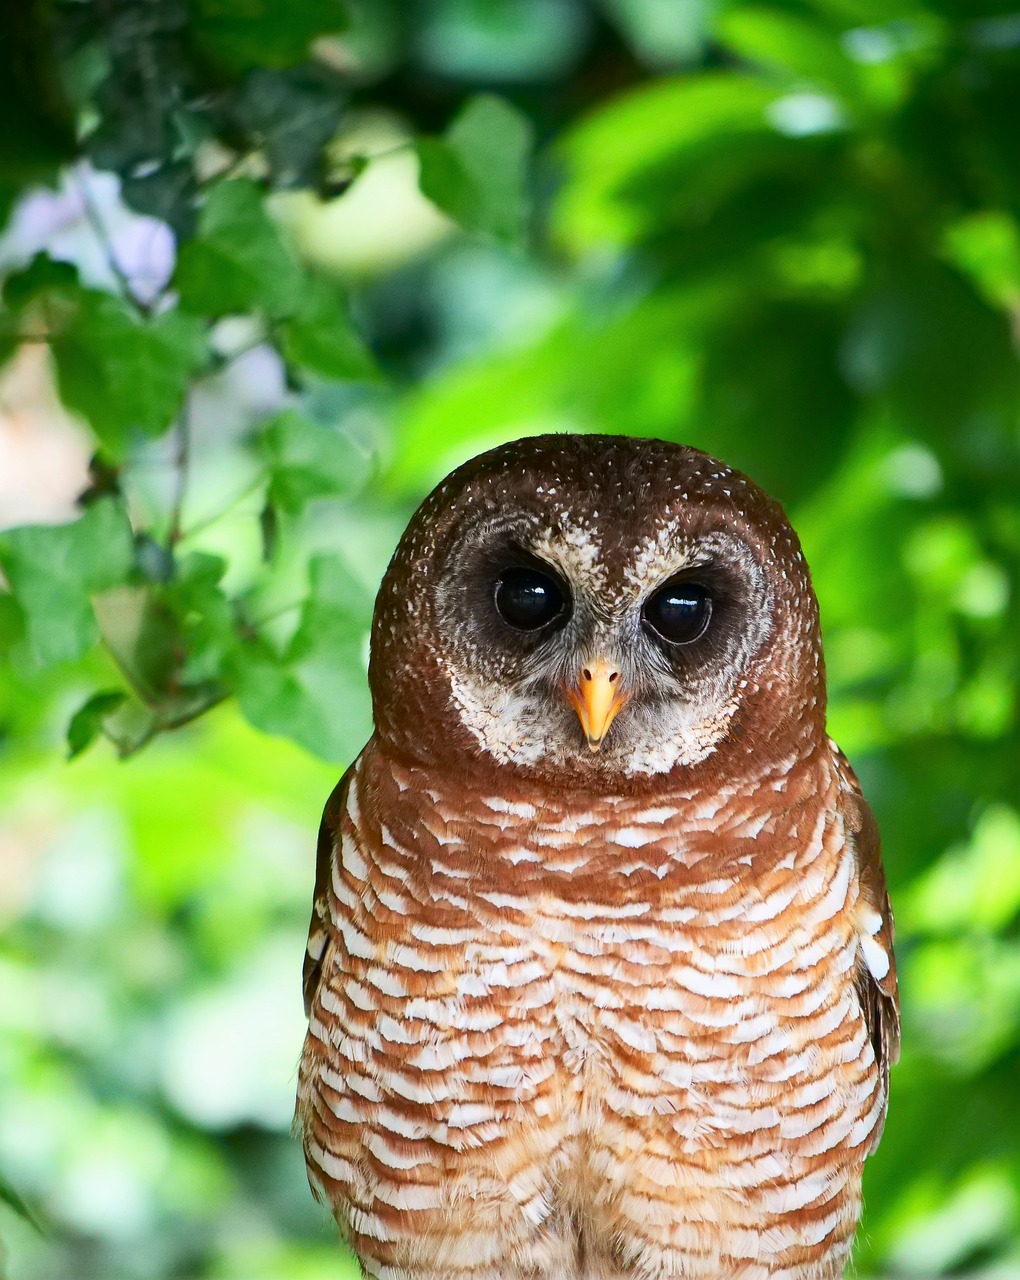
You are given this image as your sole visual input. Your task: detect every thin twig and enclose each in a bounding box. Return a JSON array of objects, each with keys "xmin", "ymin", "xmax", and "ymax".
[
  {"xmin": 178, "ymin": 472, "xmax": 267, "ymax": 543},
  {"xmin": 246, "ymin": 599, "xmax": 303, "ymax": 629},
  {"xmin": 74, "ymin": 170, "xmax": 152, "ymax": 315}
]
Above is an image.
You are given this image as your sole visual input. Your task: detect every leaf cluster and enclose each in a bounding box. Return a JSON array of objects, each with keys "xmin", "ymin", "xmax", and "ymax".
[{"xmin": 0, "ymin": 0, "xmax": 534, "ymax": 767}]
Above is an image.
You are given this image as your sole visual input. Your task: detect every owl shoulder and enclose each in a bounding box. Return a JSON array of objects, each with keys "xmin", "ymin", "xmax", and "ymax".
[{"xmin": 302, "ymin": 765, "xmax": 354, "ymax": 1016}]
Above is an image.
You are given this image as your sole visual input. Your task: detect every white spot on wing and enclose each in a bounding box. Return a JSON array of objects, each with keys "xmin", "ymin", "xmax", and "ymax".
[{"xmin": 860, "ymin": 933, "xmax": 891, "ymax": 981}]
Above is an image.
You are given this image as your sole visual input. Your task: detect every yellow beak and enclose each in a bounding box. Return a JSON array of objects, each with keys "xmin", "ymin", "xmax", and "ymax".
[{"xmin": 567, "ymin": 658, "xmax": 627, "ymax": 752}]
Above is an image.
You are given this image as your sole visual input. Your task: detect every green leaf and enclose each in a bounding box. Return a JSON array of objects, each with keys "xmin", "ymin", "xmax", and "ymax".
[
  {"xmin": 230, "ymin": 68, "xmax": 344, "ymax": 189},
  {"xmin": 416, "ymin": 138, "xmax": 474, "ymax": 226},
  {"xmin": 1, "ymin": 252, "xmax": 78, "ymax": 312},
  {"xmin": 0, "ymin": 591, "xmax": 24, "ymax": 660},
  {"xmin": 278, "ymin": 278, "xmax": 378, "ymax": 382},
  {"xmin": 259, "ymin": 499, "xmax": 278, "ymax": 561},
  {"xmin": 717, "ymin": 8, "xmax": 864, "ymax": 104},
  {"xmin": 261, "ymin": 409, "xmax": 369, "ymax": 514},
  {"xmin": 174, "ymin": 179, "xmax": 304, "ymax": 318},
  {"xmin": 188, "ymin": 0, "xmax": 348, "ymax": 73},
  {"xmin": 2, "ymin": 265, "xmax": 207, "ymax": 454},
  {"xmin": 50, "ymin": 295, "xmax": 208, "ymax": 454},
  {"xmin": 602, "ymin": 0, "xmax": 711, "ymax": 67},
  {"xmin": 0, "ymin": 1169, "xmax": 44, "ymax": 1234},
  {"xmin": 234, "ymin": 553, "xmax": 372, "ymax": 760},
  {"xmin": 0, "ymin": 330, "xmax": 16, "ymax": 372},
  {"xmin": 556, "ymin": 72, "xmax": 780, "ymax": 248},
  {"xmin": 942, "ymin": 211, "xmax": 1020, "ymax": 312},
  {"xmin": 0, "ymin": 499, "xmax": 135, "ymax": 667},
  {"xmin": 67, "ymin": 690, "xmax": 128, "ymax": 759},
  {"xmin": 417, "ymin": 94, "xmax": 533, "ymax": 243},
  {"xmin": 93, "ymin": 585, "xmax": 169, "ymax": 702},
  {"xmin": 94, "ymin": 552, "xmax": 235, "ymax": 710},
  {"xmin": 162, "ymin": 552, "xmax": 237, "ymax": 690}
]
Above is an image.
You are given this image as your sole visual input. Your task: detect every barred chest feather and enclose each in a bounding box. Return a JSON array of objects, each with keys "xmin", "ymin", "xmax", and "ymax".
[{"xmin": 296, "ymin": 743, "xmax": 893, "ymax": 1280}]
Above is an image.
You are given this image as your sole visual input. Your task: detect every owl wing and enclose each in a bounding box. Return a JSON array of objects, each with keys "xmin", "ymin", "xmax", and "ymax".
[
  {"xmin": 303, "ymin": 767, "xmax": 352, "ymax": 1017},
  {"xmin": 835, "ymin": 751, "xmax": 901, "ymax": 1151}
]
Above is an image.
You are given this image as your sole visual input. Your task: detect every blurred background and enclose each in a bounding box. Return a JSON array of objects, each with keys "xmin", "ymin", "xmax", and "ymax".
[{"xmin": 1, "ymin": 0, "xmax": 1020, "ymax": 1277}]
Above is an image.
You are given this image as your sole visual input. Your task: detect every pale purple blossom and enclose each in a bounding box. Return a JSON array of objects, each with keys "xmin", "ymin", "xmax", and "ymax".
[{"xmin": 0, "ymin": 163, "xmax": 176, "ymax": 306}]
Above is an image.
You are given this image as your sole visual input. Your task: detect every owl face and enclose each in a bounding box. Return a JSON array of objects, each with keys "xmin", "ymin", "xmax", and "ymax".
[{"xmin": 370, "ymin": 436, "xmax": 823, "ymax": 784}]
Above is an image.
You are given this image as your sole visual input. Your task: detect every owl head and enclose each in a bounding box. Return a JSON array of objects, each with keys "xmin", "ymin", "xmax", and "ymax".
[{"xmin": 369, "ymin": 435, "xmax": 825, "ymax": 788}]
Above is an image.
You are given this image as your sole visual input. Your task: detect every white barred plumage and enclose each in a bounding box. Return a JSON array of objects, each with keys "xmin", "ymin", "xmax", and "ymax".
[{"xmin": 296, "ymin": 435, "xmax": 899, "ymax": 1280}]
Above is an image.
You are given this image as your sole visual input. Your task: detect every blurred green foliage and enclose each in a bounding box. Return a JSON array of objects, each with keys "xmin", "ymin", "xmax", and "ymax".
[{"xmin": 1, "ymin": 0, "xmax": 1020, "ymax": 1277}]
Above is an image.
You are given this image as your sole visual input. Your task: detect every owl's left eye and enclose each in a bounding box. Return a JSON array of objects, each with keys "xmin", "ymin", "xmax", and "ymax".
[
  {"xmin": 643, "ymin": 579, "xmax": 713, "ymax": 645},
  {"xmin": 494, "ymin": 567, "xmax": 566, "ymax": 631}
]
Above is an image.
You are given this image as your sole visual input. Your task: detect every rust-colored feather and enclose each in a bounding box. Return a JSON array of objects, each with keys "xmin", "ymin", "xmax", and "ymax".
[{"xmin": 297, "ymin": 740, "xmax": 894, "ymax": 1279}]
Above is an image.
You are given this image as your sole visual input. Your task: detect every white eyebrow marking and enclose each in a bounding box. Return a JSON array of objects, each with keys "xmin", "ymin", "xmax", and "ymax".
[
  {"xmin": 531, "ymin": 518, "xmax": 606, "ymax": 593},
  {"xmin": 624, "ymin": 519, "xmax": 699, "ymax": 590}
]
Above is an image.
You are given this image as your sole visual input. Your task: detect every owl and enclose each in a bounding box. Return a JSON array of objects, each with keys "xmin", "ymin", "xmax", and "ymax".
[{"xmin": 296, "ymin": 434, "xmax": 899, "ymax": 1280}]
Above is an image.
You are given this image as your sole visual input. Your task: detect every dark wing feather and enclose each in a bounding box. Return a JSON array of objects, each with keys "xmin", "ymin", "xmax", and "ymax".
[
  {"xmin": 302, "ymin": 768, "xmax": 352, "ymax": 1017},
  {"xmin": 834, "ymin": 748, "xmax": 901, "ymax": 1152}
]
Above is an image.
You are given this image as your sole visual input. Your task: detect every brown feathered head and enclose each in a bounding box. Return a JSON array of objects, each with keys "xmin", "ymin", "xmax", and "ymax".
[{"xmin": 369, "ymin": 435, "xmax": 824, "ymax": 788}]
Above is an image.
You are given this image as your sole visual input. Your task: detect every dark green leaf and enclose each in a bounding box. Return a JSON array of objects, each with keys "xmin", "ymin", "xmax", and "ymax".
[
  {"xmin": 96, "ymin": 697, "xmax": 161, "ymax": 758},
  {"xmin": 50, "ymin": 295, "xmax": 208, "ymax": 454},
  {"xmin": 229, "ymin": 67, "xmax": 344, "ymax": 189},
  {"xmin": 317, "ymin": 151, "xmax": 368, "ymax": 200},
  {"xmin": 278, "ymin": 278, "xmax": 377, "ymax": 383},
  {"xmin": 1, "ymin": 254, "xmax": 79, "ymax": 369},
  {"xmin": 163, "ymin": 552, "xmax": 237, "ymax": 690},
  {"xmin": 416, "ymin": 137, "xmax": 474, "ymax": 227},
  {"xmin": 187, "ymin": 0, "xmax": 348, "ymax": 73},
  {"xmin": 261, "ymin": 409, "xmax": 369, "ymax": 513},
  {"xmin": 67, "ymin": 690, "xmax": 128, "ymax": 759},
  {"xmin": 0, "ymin": 591, "xmax": 24, "ymax": 661},
  {"xmin": 81, "ymin": 1, "xmax": 198, "ymax": 233},
  {"xmin": 696, "ymin": 300, "xmax": 857, "ymax": 502},
  {"xmin": 134, "ymin": 535, "xmax": 175, "ymax": 584},
  {"xmin": 234, "ymin": 553, "xmax": 372, "ymax": 760},
  {"xmin": 417, "ymin": 94, "xmax": 533, "ymax": 243},
  {"xmin": 0, "ymin": 1169, "xmax": 44, "ymax": 1234},
  {"xmin": 120, "ymin": 159, "xmax": 198, "ymax": 235},
  {"xmin": 259, "ymin": 500, "xmax": 278, "ymax": 561},
  {"xmin": 0, "ymin": 0, "xmax": 77, "ymax": 216},
  {"xmin": 1, "ymin": 252, "xmax": 78, "ymax": 312},
  {"xmin": 0, "ymin": 499, "xmax": 135, "ymax": 667},
  {"xmin": 94, "ymin": 552, "xmax": 235, "ymax": 710},
  {"xmin": 173, "ymin": 179, "xmax": 304, "ymax": 318},
  {"xmin": 92, "ymin": 585, "xmax": 177, "ymax": 706},
  {"xmin": 0, "ymin": 330, "xmax": 16, "ymax": 370},
  {"xmin": 842, "ymin": 261, "xmax": 1020, "ymax": 448}
]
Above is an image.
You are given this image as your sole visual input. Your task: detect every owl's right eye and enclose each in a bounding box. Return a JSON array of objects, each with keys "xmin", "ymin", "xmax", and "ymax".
[{"xmin": 494, "ymin": 567, "xmax": 566, "ymax": 631}]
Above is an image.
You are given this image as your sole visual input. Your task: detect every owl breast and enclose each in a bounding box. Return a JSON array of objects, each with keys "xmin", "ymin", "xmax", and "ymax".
[{"xmin": 297, "ymin": 746, "xmax": 886, "ymax": 1280}]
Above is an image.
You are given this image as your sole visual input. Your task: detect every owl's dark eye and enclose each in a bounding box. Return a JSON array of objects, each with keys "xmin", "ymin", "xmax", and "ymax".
[
  {"xmin": 494, "ymin": 567, "xmax": 566, "ymax": 631},
  {"xmin": 643, "ymin": 580, "xmax": 713, "ymax": 645}
]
